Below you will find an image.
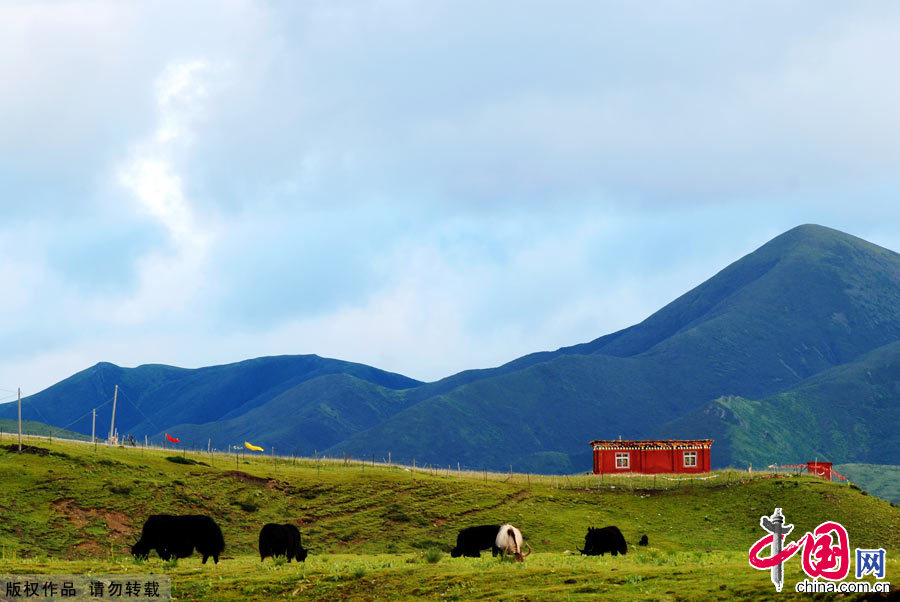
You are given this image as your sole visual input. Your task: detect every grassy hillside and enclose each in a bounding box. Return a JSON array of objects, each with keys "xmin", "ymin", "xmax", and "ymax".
[
  {"xmin": 655, "ymin": 339, "xmax": 900, "ymax": 470},
  {"xmin": 0, "ymin": 355, "xmax": 421, "ymax": 450},
  {"xmin": 167, "ymin": 373, "xmax": 412, "ymax": 454},
  {"xmin": 0, "ymin": 439, "xmax": 897, "ymax": 600},
  {"xmin": 332, "ymin": 225, "xmax": 900, "ymax": 471},
  {"xmin": 834, "ymin": 463, "xmax": 900, "ymax": 504},
  {"xmin": 0, "ymin": 419, "xmax": 90, "ymax": 442}
]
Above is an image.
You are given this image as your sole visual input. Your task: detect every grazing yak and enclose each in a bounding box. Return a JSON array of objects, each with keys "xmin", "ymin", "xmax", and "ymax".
[
  {"xmin": 450, "ymin": 525, "xmax": 502, "ymax": 558},
  {"xmin": 579, "ymin": 526, "xmax": 627, "ymax": 556},
  {"xmin": 639, "ymin": 534, "xmax": 649, "ymax": 546},
  {"xmin": 258, "ymin": 523, "xmax": 308, "ymax": 563},
  {"xmin": 131, "ymin": 514, "xmax": 225, "ymax": 564},
  {"xmin": 495, "ymin": 524, "xmax": 532, "ymax": 562}
]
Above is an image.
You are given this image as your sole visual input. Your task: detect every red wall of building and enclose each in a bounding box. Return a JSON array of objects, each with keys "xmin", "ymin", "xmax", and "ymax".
[{"xmin": 593, "ymin": 447, "xmax": 711, "ymax": 474}]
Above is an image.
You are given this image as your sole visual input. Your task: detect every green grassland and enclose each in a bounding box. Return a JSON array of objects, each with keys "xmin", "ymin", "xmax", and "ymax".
[
  {"xmin": 834, "ymin": 464, "xmax": 900, "ymax": 504},
  {"xmin": 0, "ymin": 437, "xmax": 898, "ymax": 600},
  {"xmin": 0, "ymin": 419, "xmax": 90, "ymax": 441}
]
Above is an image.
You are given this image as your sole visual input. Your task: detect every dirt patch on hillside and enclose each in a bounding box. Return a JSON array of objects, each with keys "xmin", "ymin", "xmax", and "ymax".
[
  {"xmin": 51, "ymin": 499, "xmax": 133, "ymax": 538},
  {"xmin": 102, "ymin": 510, "xmax": 133, "ymax": 536},
  {"xmin": 52, "ymin": 499, "xmax": 92, "ymax": 528},
  {"xmin": 222, "ymin": 470, "xmax": 269, "ymax": 484},
  {"xmin": 73, "ymin": 541, "xmax": 104, "ymax": 556},
  {"xmin": 219, "ymin": 470, "xmax": 298, "ymax": 493},
  {"xmin": 2, "ymin": 444, "xmax": 50, "ymax": 455}
]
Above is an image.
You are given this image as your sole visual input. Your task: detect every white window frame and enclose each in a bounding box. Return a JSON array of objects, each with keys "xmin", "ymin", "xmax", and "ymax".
[
  {"xmin": 683, "ymin": 451, "xmax": 697, "ymax": 468},
  {"xmin": 615, "ymin": 452, "xmax": 630, "ymax": 469}
]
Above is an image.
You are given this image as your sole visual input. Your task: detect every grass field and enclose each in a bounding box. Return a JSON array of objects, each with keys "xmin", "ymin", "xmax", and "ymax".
[
  {"xmin": 1, "ymin": 436, "xmax": 897, "ymax": 600},
  {"xmin": 834, "ymin": 463, "xmax": 900, "ymax": 504}
]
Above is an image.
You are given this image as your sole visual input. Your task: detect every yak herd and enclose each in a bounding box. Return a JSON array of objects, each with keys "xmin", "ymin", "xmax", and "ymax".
[{"xmin": 131, "ymin": 514, "xmax": 647, "ymax": 564}]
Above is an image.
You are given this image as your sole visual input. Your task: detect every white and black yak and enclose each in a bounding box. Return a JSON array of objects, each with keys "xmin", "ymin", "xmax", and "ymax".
[
  {"xmin": 579, "ymin": 525, "xmax": 627, "ymax": 556},
  {"xmin": 258, "ymin": 523, "xmax": 308, "ymax": 563},
  {"xmin": 495, "ymin": 524, "xmax": 532, "ymax": 562},
  {"xmin": 131, "ymin": 514, "xmax": 225, "ymax": 564},
  {"xmin": 450, "ymin": 525, "xmax": 503, "ymax": 558}
]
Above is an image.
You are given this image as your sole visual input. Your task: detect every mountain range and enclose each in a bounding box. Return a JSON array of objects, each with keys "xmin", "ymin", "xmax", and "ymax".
[{"xmin": 3, "ymin": 224, "xmax": 899, "ymax": 473}]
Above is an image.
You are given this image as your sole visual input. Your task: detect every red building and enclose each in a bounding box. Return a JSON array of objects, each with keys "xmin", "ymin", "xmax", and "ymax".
[
  {"xmin": 807, "ymin": 461, "xmax": 833, "ymax": 480},
  {"xmin": 590, "ymin": 439, "xmax": 713, "ymax": 474}
]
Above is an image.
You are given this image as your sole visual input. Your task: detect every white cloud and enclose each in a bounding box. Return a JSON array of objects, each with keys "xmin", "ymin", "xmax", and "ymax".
[
  {"xmin": 5, "ymin": 2, "xmax": 900, "ymax": 397},
  {"xmin": 107, "ymin": 59, "xmax": 222, "ymax": 324}
]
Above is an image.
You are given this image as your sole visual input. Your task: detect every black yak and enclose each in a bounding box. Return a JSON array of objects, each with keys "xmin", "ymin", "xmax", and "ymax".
[
  {"xmin": 495, "ymin": 524, "xmax": 532, "ymax": 562},
  {"xmin": 131, "ymin": 514, "xmax": 225, "ymax": 564},
  {"xmin": 639, "ymin": 534, "xmax": 649, "ymax": 546},
  {"xmin": 579, "ymin": 526, "xmax": 627, "ymax": 556},
  {"xmin": 258, "ymin": 523, "xmax": 308, "ymax": 563},
  {"xmin": 450, "ymin": 525, "xmax": 502, "ymax": 558}
]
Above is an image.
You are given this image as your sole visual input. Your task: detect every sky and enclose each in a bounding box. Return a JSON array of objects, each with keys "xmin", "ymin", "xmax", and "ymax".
[{"xmin": 4, "ymin": 1, "xmax": 900, "ymax": 397}]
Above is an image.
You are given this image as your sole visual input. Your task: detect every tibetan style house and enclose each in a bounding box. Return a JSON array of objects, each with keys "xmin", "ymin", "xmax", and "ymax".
[{"xmin": 590, "ymin": 439, "xmax": 713, "ymax": 474}]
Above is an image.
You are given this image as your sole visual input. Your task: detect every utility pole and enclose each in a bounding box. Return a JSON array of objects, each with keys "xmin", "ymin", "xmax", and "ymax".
[
  {"xmin": 91, "ymin": 409, "xmax": 96, "ymax": 445},
  {"xmin": 108, "ymin": 384, "xmax": 118, "ymax": 445},
  {"xmin": 17, "ymin": 387, "xmax": 22, "ymax": 452}
]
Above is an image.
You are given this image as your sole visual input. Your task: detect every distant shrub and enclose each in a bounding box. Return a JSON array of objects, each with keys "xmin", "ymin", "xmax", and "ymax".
[
  {"xmin": 352, "ymin": 567, "xmax": 366, "ymax": 579},
  {"xmin": 850, "ymin": 483, "xmax": 861, "ymax": 491},
  {"xmin": 108, "ymin": 484, "xmax": 132, "ymax": 495},
  {"xmin": 424, "ymin": 548, "xmax": 442, "ymax": 564}
]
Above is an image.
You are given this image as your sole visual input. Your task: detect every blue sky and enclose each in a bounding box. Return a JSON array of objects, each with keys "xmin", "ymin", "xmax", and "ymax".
[{"xmin": 4, "ymin": 1, "xmax": 900, "ymax": 396}]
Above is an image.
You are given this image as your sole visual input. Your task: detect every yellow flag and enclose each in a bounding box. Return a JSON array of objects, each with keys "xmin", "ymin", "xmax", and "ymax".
[{"xmin": 244, "ymin": 441, "xmax": 264, "ymax": 452}]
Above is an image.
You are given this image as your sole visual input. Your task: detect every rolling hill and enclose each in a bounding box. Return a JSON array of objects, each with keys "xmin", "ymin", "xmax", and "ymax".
[
  {"xmin": 327, "ymin": 224, "xmax": 900, "ymax": 471},
  {"xmin": 2, "ymin": 439, "xmax": 897, "ymax": 600},
  {"xmin": 3, "ymin": 224, "xmax": 899, "ymax": 474}
]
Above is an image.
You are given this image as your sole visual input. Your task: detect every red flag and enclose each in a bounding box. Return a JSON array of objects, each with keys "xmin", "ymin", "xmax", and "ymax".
[{"xmin": 166, "ymin": 433, "xmax": 180, "ymax": 443}]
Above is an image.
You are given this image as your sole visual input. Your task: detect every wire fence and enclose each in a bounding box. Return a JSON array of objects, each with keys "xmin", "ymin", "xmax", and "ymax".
[{"xmin": 0, "ymin": 430, "xmax": 840, "ymax": 493}]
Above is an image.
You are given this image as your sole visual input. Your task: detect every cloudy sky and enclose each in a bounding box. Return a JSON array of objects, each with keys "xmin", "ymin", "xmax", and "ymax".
[{"xmin": 4, "ymin": 1, "xmax": 900, "ymax": 397}]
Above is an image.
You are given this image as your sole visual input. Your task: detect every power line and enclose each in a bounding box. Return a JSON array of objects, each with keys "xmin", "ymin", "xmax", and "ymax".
[
  {"xmin": 115, "ymin": 388, "xmax": 164, "ymax": 435},
  {"xmin": 58, "ymin": 395, "xmax": 115, "ymax": 432}
]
